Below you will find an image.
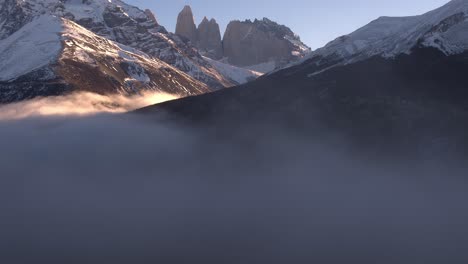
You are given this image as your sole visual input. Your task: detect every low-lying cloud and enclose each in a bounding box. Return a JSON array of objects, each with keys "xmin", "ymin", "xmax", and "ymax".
[
  {"xmin": 0, "ymin": 91, "xmax": 178, "ymax": 120},
  {"xmin": 0, "ymin": 112, "xmax": 467, "ymax": 263}
]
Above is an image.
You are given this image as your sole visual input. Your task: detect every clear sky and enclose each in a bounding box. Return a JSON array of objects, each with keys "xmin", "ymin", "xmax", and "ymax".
[{"xmin": 126, "ymin": 0, "xmax": 451, "ymax": 49}]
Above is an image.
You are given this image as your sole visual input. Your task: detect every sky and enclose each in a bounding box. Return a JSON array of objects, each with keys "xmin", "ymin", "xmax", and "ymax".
[{"xmin": 126, "ymin": 0, "xmax": 450, "ymax": 49}]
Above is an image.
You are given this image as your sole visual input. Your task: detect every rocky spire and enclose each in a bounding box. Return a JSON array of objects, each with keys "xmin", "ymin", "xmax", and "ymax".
[
  {"xmin": 197, "ymin": 17, "xmax": 223, "ymax": 59},
  {"xmin": 175, "ymin": 5, "xmax": 197, "ymax": 43}
]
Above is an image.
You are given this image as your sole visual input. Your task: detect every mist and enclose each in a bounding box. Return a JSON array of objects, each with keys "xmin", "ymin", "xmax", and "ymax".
[
  {"xmin": 1, "ymin": 111, "xmax": 468, "ymax": 264},
  {"xmin": 0, "ymin": 91, "xmax": 178, "ymax": 120}
]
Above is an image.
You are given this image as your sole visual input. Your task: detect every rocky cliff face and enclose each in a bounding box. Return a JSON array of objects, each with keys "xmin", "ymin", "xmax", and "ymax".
[
  {"xmin": 223, "ymin": 18, "xmax": 310, "ymax": 71},
  {"xmin": 197, "ymin": 17, "xmax": 223, "ymax": 60},
  {"xmin": 175, "ymin": 5, "xmax": 197, "ymax": 44}
]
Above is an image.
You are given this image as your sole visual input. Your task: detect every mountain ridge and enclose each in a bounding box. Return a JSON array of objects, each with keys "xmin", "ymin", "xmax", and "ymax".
[
  {"xmin": 0, "ymin": 14, "xmax": 211, "ymax": 103},
  {"xmin": 293, "ymin": 0, "xmax": 468, "ymax": 76}
]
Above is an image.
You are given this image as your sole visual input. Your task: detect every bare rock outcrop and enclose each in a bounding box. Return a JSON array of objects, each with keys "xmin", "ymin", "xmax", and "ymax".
[
  {"xmin": 223, "ymin": 18, "xmax": 310, "ymax": 70},
  {"xmin": 197, "ymin": 17, "xmax": 223, "ymax": 60},
  {"xmin": 175, "ymin": 5, "xmax": 197, "ymax": 43}
]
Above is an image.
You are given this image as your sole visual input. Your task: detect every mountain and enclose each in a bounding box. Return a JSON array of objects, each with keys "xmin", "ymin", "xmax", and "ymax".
[
  {"xmin": 223, "ymin": 18, "xmax": 311, "ymax": 72},
  {"xmin": 173, "ymin": 6, "xmax": 311, "ymax": 73},
  {"xmin": 0, "ymin": 0, "xmax": 238, "ymax": 93},
  {"xmin": 299, "ymin": 0, "xmax": 468, "ymax": 75},
  {"xmin": 0, "ymin": 15, "xmax": 210, "ymax": 103},
  {"xmin": 138, "ymin": 0, "xmax": 468, "ymax": 155}
]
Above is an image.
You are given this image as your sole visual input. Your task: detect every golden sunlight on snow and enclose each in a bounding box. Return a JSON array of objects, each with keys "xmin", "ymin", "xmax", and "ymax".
[{"xmin": 0, "ymin": 92, "xmax": 179, "ymax": 120}]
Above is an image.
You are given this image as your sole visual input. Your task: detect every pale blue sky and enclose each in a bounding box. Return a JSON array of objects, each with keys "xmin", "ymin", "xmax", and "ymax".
[{"xmin": 127, "ymin": 0, "xmax": 450, "ymax": 49}]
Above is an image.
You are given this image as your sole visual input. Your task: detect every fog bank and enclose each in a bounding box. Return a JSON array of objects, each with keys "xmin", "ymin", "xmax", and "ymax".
[
  {"xmin": 0, "ymin": 113, "xmax": 467, "ymax": 263},
  {"xmin": 0, "ymin": 91, "xmax": 178, "ymax": 120}
]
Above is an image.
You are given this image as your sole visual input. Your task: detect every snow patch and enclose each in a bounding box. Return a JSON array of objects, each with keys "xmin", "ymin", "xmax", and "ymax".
[
  {"xmin": 72, "ymin": 47, "xmax": 96, "ymax": 64},
  {"xmin": 284, "ymin": 34, "xmax": 311, "ymax": 53},
  {"xmin": 124, "ymin": 62, "xmax": 150, "ymax": 83},
  {"xmin": 244, "ymin": 61, "xmax": 277, "ymax": 74},
  {"xmin": 0, "ymin": 15, "xmax": 63, "ymax": 81},
  {"xmin": 204, "ymin": 57, "xmax": 262, "ymax": 84}
]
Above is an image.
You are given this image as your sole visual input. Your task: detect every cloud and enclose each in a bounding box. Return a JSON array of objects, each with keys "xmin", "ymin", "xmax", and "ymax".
[
  {"xmin": 0, "ymin": 91, "xmax": 178, "ymax": 120},
  {"xmin": 0, "ymin": 113, "xmax": 467, "ymax": 263}
]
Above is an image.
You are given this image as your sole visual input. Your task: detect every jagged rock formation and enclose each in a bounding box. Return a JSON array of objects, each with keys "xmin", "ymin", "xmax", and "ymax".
[
  {"xmin": 173, "ymin": 5, "xmax": 310, "ymax": 73},
  {"xmin": 0, "ymin": 0, "xmax": 236, "ymax": 91},
  {"xmin": 197, "ymin": 17, "xmax": 223, "ymax": 60},
  {"xmin": 223, "ymin": 18, "xmax": 310, "ymax": 71},
  {"xmin": 175, "ymin": 5, "xmax": 197, "ymax": 44}
]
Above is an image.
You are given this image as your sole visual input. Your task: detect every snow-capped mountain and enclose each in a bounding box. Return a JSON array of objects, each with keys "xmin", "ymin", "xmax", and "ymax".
[
  {"xmin": 299, "ymin": 0, "xmax": 468, "ymax": 75},
  {"xmin": 139, "ymin": 0, "xmax": 468, "ymax": 154},
  {"xmin": 0, "ymin": 0, "xmax": 238, "ymax": 90},
  {"xmin": 0, "ymin": 14, "xmax": 210, "ymax": 103}
]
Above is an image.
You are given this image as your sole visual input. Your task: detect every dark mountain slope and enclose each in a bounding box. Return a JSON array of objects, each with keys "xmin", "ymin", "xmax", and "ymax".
[{"xmin": 137, "ymin": 47, "xmax": 468, "ymax": 155}]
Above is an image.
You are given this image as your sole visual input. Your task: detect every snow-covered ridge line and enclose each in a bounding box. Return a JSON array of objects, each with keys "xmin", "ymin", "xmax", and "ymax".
[
  {"xmin": 275, "ymin": 0, "xmax": 468, "ymax": 77},
  {"xmin": 340, "ymin": 1, "xmax": 467, "ymax": 55}
]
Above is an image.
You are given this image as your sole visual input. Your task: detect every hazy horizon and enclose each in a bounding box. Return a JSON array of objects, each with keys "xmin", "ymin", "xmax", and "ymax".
[{"xmin": 127, "ymin": 0, "xmax": 450, "ymax": 49}]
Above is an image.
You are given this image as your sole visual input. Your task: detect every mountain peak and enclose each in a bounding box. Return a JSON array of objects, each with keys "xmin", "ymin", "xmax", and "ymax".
[
  {"xmin": 197, "ymin": 15, "xmax": 223, "ymax": 60},
  {"xmin": 199, "ymin": 16, "xmax": 217, "ymax": 25},
  {"xmin": 181, "ymin": 5, "xmax": 193, "ymax": 14},
  {"xmin": 175, "ymin": 5, "xmax": 197, "ymax": 43}
]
